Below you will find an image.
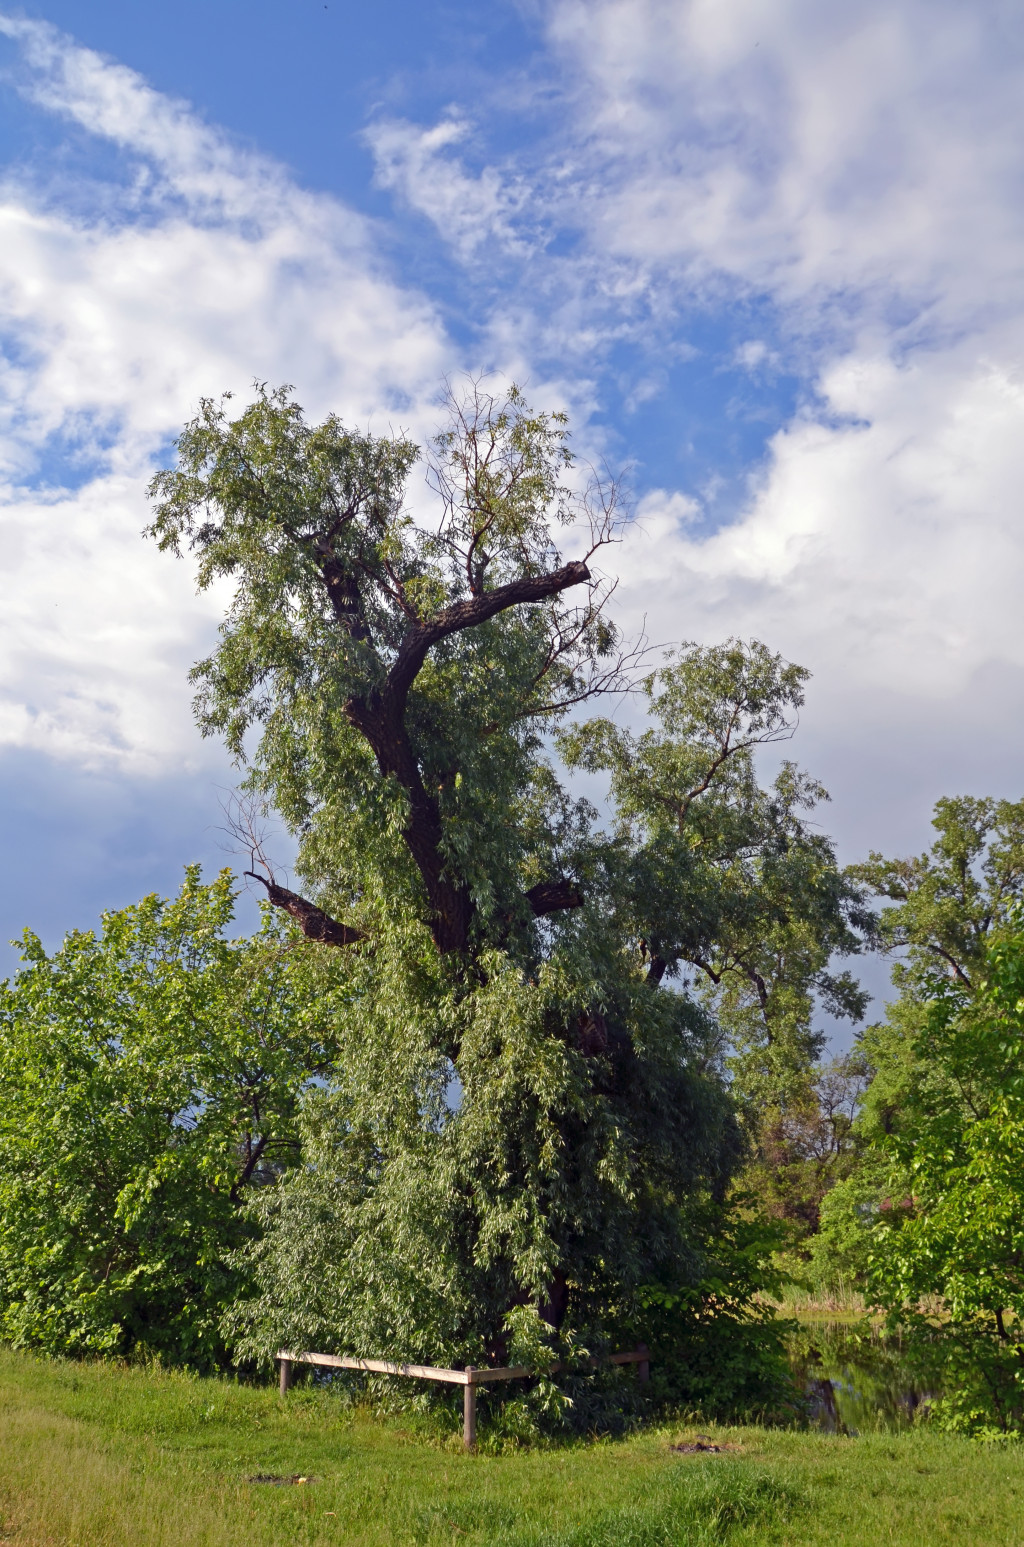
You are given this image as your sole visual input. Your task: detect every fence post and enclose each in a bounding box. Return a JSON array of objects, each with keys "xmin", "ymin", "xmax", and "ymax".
[
  {"xmin": 279, "ymin": 1356, "xmax": 292, "ymax": 1397},
  {"xmin": 636, "ymin": 1343, "xmax": 649, "ymax": 1384},
  {"xmin": 463, "ymin": 1369, "xmax": 477, "ymax": 1451}
]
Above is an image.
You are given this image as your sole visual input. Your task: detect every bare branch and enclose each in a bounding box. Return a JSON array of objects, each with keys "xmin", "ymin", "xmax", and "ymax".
[
  {"xmin": 523, "ymin": 601, "xmax": 651, "ymax": 721},
  {"xmin": 216, "ymin": 793, "xmax": 285, "ymax": 886},
  {"xmin": 219, "ymin": 792, "xmax": 364, "ymax": 949}
]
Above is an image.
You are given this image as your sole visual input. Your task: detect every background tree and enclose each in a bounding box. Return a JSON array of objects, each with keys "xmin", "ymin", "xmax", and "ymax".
[
  {"xmin": 851, "ymin": 795, "xmax": 1024, "ymax": 995},
  {"xmin": 816, "ymin": 795, "xmax": 1024, "ymax": 1290},
  {"xmin": 560, "ymin": 640, "xmax": 873, "ymax": 1244},
  {"xmin": 819, "ymin": 911, "xmax": 1024, "ymax": 1433},
  {"xmin": 0, "ymin": 870, "xmax": 343, "ymax": 1366},
  {"xmin": 807, "ymin": 795, "xmax": 1024, "ymax": 1433},
  {"xmin": 741, "ymin": 1053, "xmax": 870, "ymax": 1242}
]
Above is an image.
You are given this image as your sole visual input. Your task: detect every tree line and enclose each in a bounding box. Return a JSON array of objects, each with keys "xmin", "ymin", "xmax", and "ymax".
[{"xmin": 0, "ymin": 381, "xmax": 1020, "ymax": 1436}]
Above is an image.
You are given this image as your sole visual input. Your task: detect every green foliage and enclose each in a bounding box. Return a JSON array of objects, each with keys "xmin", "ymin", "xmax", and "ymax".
[
  {"xmin": 859, "ymin": 912, "xmax": 1024, "ymax": 1433},
  {"xmin": 563, "ymin": 643, "xmax": 872, "ymax": 1113},
  {"xmin": 810, "ymin": 1162, "xmax": 890, "ymax": 1292},
  {"xmin": 743, "ymin": 1054, "xmax": 870, "ymax": 1249},
  {"xmin": 849, "ymin": 795, "xmax": 1024, "ymax": 990},
  {"xmin": 0, "ymin": 869, "xmax": 344, "ymax": 1366},
  {"xmin": 627, "ymin": 1202, "xmax": 800, "ymax": 1424},
  {"xmin": 226, "ymin": 948, "xmax": 740, "ymax": 1389},
  {"xmin": 559, "ymin": 638, "xmax": 871, "ymax": 1109},
  {"xmin": 816, "ymin": 796, "xmax": 1024, "ymax": 1302},
  {"xmin": 817, "ymin": 792, "xmax": 1024, "ymax": 1432},
  {"xmin": 561, "ymin": 639, "xmax": 872, "ymax": 1246}
]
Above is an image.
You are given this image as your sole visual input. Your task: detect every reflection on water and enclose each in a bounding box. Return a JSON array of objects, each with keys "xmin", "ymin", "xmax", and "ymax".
[{"xmin": 788, "ymin": 1322, "xmax": 937, "ymax": 1434}]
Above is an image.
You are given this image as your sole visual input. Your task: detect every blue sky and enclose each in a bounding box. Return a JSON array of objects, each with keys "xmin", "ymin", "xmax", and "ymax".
[
  {"xmin": 0, "ymin": 0, "xmax": 807, "ymax": 509},
  {"xmin": 0, "ymin": 1, "xmax": 1023, "ymax": 1026},
  {"xmin": 1, "ymin": 1, "xmax": 528, "ymax": 204}
]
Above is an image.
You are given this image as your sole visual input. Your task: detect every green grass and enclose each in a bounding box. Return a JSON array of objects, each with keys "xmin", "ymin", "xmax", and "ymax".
[{"xmin": 0, "ymin": 1350, "xmax": 1022, "ymax": 1545}]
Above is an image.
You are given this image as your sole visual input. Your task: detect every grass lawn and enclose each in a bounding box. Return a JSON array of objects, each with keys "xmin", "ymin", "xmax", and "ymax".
[{"xmin": 0, "ymin": 1349, "xmax": 1022, "ymax": 1545}]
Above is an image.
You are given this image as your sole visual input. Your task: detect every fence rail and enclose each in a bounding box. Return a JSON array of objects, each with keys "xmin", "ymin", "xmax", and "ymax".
[{"xmin": 276, "ymin": 1344, "xmax": 650, "ymax": 1450}]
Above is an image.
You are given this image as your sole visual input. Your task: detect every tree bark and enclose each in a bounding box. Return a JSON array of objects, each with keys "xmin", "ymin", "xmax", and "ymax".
[
  {"xmin": 245, "ymin": 873, "xmax": 364, "ymax": 946},
  {"xmin": 527, "ymin": 879, "xmax": 584, "ymax": 916}
]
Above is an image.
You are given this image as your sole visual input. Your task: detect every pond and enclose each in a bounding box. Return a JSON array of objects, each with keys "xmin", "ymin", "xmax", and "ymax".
[{"xmin": 788, "ymin": 1321, "xmax": 937, "ymax": 1434}]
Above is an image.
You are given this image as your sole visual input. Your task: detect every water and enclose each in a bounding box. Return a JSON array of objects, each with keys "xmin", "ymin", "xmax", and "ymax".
[{"xmin": 788, "ymin": 1321, "xmax": 937, "ymax": 1434}]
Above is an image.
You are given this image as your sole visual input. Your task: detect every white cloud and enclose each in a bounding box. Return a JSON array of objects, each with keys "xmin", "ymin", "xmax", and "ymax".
[
  {"xmin": 733, "ymin": 340, "xmax": 774, "ymax": 372},
  {"xmin": 0, "ymin": 474, "xmax": 213, "ymax": 769},
  {"xmin": 545, "ymin": 0, "xmax": 1024, "ymax": 323},
  {"xmin": 364, "ymin": 114, "xmax": 535, "ymax": 259},
  {"xmin": 2, "ymin": 0, "xmax": 1024, "ymax": 864},
  {"xmin": 609, "ymin": 335, "xmax": 1024, "ymax": 857},
  {"xmin": 622, "ymin": 345, "xmax": 1024, "ymax": 689},
  {"xmin": 521, "ymin": 0, "xmax": 1024, "ymax": 848},
  {"xmin": 0, "ymin": 16, "xmax": 450, "ymax": 772}
]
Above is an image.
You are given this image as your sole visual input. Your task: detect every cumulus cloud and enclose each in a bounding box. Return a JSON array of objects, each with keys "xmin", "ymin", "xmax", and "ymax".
[
  {"xmin": 0, "ymin": 15, "xmax": 450, "ymax": 772},
  {"xmin": 610, "ymin": 335, "xmax": 1024, "ymax": 859},
  {"xmin": 525, "ymin": 0, "xmax": 1024, "ymax": 852},
  {"xmin": 624, "ymin": 347, "xmax": 1024, "ymax": 691},
  {"xmin": 546, "ymin": 0, "xmax": 1024, "ymax": 320}
]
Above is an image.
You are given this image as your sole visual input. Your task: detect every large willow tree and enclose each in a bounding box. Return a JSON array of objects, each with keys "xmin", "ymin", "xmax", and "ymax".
[{"xmin": 148, "ymin": 382, "xmax": 865, "ymax": 1390}]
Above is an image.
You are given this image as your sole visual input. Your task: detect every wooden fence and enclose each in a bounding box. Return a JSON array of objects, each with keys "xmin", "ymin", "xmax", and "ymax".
[{"xmin": 276, "ymin": 1344, "xmax": 650, "ymax": 1450}]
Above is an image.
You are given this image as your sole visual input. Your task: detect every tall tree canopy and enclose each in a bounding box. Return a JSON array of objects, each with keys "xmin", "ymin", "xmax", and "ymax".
[
  {"xmin": 559, "ymin": 643, "xmax": 871, "ymax": 1103},
  {"xmin": 144, "ymin": 382, "xmax": 866, "ymax": 1398},
  {"xmin": 148, "ymin": 380, "xmax": 627, "ymax": 960}
]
